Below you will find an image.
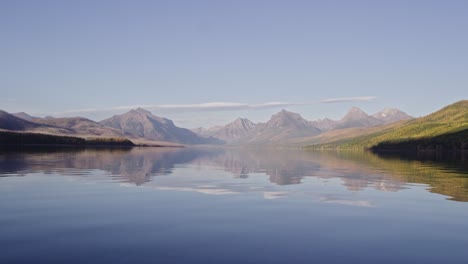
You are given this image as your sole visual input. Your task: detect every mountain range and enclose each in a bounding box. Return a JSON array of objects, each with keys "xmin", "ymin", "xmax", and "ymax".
[
  {"xmin": 194, "ymin": 107, "xmax": 412, "ymax": 144},
  {"xmin": 1, "ymin": 105, "xmax": 414, "ymax": 146}
]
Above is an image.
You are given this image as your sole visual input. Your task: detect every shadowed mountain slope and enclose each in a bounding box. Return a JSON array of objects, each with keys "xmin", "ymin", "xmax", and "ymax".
[
  {"xmin": 100, "ymin": 108, "xmax": 222, "ymax": 145},
  {"xmin": 1, "ymin": 110, "xmax": 72, "ymax": 134},
  {"xmin": 196, "ymin": 118, "xmax": 256, "ymax": 143},
  {"xmin": 244, "ymin": 110, "xmax": 321, "ymax": 144},
  {"xmin": 30, "ymin": 116, "xmax": 127, "ymax": 138}
]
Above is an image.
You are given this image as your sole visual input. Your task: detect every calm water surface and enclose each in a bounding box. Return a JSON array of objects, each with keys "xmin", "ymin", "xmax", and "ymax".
[{"xmin": 1, "ymin": 147, "xmax": 468, "ymax": 263}]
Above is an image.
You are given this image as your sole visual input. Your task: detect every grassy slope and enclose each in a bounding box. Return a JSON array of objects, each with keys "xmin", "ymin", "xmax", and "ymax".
[
  {"xmin": 287, "ymin": 123, "xmax": 400, "ymax": 146},
  {"xmin": 306, "ymin": 100, "xmax": 468, "ymax": 150}
]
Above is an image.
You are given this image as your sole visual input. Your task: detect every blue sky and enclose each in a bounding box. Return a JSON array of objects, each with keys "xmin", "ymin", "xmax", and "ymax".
[{"xmin": 1, "ymin": 0, "xmax": 467, "ymax": 127}]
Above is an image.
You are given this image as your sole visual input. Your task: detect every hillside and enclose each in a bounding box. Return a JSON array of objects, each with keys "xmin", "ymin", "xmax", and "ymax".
[
  {"xmin": 307, "ymin": 100, "xmax": 468, "ymax": 150},
  {"xmin": 0, "ymin": 110, "xmax": 73, "ymax": 134},
  {"xmin": 30, "ymin": 116, "xmax": 128, "ymax": 138},
  {"xmin": 371, "ymin": 129, "xmax": 468, "ymax": 151},
  {"xmin": 288, "ymin": 125, "xmax": 395, "ymax": 146},
  {"xmin": 0, "ymin": 110, "xmax": 41, "ymax": 130},
  {"xmin": 3, "ymin": 109, "xmax": 217, "ymax": 146}
]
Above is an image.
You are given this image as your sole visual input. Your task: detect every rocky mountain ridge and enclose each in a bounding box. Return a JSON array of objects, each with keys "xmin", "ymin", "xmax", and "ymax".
[
  {"xmin": 100, "ymin": 108, "xmax": 222, "ymax": 145},
  {"xmin": 195, "ymin": 107, "xmax": 413, "ymax": 143},
  {"xmin": 3, "ymin": 106, "xmax": 413, "ymax": 145}
]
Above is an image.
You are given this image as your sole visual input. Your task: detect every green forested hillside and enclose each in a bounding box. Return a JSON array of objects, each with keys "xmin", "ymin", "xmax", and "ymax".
[
  {"xmin": 0, "ymin": 131, "xmax": 135, "ymax": 147},
  {"xmin": 307, "ymin": 100, "xmax": 468, "ymax": 150},
  {"xmin": 371, "ymin": 129, "xmax": 468, "ymax": 151}
]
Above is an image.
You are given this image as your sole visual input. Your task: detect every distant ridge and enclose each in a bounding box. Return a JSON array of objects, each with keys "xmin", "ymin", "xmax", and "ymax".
[
  {"xmin": 12, "ymin": 112, "xmax": 35, "ymax": 122},
  {"xmin": 192, "ymin": 107, "xmax": 413, "ymax": 144},
  {"xmin": 1, "ymin": 110, "xmax": 41, "ymax": 131},
  {"xmin": 0, "ymin": 110, "xmax": 72, "ymax": 134}
]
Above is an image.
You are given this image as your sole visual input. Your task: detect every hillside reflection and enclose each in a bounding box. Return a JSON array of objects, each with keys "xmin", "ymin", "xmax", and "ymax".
[{"xmin": 0, "ymin": 147, "xmax": 467, "ymax": 201}]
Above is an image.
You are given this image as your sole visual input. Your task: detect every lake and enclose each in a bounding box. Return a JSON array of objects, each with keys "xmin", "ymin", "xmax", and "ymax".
[{"xmin": 1, "ymin": 147, "xmax": 468, "ymax": 263}]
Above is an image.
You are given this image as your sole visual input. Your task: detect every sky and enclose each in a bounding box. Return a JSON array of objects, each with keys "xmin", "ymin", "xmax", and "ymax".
[{"xmin": 1, "ymin": 0, "xmax": 467, "ymax": 128}]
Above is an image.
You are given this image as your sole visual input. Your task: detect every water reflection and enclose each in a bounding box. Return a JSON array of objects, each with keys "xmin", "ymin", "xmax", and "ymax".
[
  {"xmin": 1, "ymin": 147, "xmax": 467, "ymax": 201},
  {"xmin": 0, "ymin": 147, "xmax": 222, "ymax": 185}
]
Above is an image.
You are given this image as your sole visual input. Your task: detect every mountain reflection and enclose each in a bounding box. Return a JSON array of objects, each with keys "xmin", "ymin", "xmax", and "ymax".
[
  {"xmin": 0, "ymin": 147, "xmax": 222, "ymax": 185},
  {"xmin": 0, "ymin": 147, "xmax": 467, "ymax": 201}
]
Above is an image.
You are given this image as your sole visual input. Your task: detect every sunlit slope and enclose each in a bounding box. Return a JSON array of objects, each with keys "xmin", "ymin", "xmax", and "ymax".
[{"xmin": 307, "ymin": 100, "xmax": 468, "ymax": 149}]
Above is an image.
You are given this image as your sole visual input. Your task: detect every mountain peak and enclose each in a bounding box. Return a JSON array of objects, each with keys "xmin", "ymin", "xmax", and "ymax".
[
  {"xmin": 233, "ymin": 117, "xmax": 247, "ymax": 123},
  {"xmin": 125, "ymin": 108, "xmax": 171, "ymax": 124},
  {"xmin": 278, "ymin": 109, "xmax": 295, "ymax": 115},
  {"xmin": 372, "ymin": 108, "xmax": 413, "ymax": 124},
  {"xmin": 100, "ymin": 109, "xmax": 219, "ymax": 144},
  {"xmin": 266, "ymin": 109, "xmax": 311, "ymax": 129},
  {"xmin": 335, "ymin": 107, "xmax": 382, "ymax": 129},
  {"xmin": 342, "ymin": 107, "xmax": 369, "ymax": 121},
  {"xmin": 272, "ymin": 109, "xmax": 303, "ymax": 119},
  {"xmin": 12, "ymin": 112, "xmax": 35, "ymax": 122},
  {"xmin": 310, "ymin": 118, "xmax": 337, "ymax": 132},
  {"xmin": 131, "ymin": 107, "xmax": 151, "ymax": 115},
  {"xmin": 201, "ymin": 117, "xmax": 257, "ymax": 143},
  {"xmin": 0, "ymin": 110, "xmax": 40, "ymax": 130},
  {"xmin": 347, "ymin": 106, "xmax": 366, "ymax": 114},
  {"xmin": 230, "ymin": 118, "xmax": 255, "ymax": 130},
  {"xmin": 379, "ymin": 108, "xmax": 401, "ymax": 114}
]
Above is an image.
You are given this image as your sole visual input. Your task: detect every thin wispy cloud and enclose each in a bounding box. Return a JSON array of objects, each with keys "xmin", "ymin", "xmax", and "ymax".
[
  {"xmin": 250, "ymin": 102, "xmax": 298, "ymax": 109},
  {"xmin": 61, "ymin": 102, "xmax": 296, "ymax": 114},
  {"xmin": 320, "ymin": 96, "xmax": 376, "ymax": 103},
  {"xmin": 57, "ymin": 96, "xmax": 376, "ymax": 116}
]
